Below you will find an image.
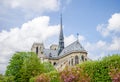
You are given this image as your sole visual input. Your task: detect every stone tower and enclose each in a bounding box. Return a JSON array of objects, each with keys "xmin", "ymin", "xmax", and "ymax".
[
  {"xmin": 58, "ymin": 14, "xmax": 64, "ymax": 55},
  {"xmin": 31, "ymin": 43, "xmax": 44, "ymax": 55}
]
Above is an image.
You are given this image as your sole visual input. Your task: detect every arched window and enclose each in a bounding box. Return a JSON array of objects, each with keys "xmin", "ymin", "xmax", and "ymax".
[
  {"xmin": 81, "ymin": 55, "xmax": 84, "ymax": 61},
  {"xmin": 71, "ymin": 59, "xmax": 73, "ymax": 66},
  {"xmin": 36, "ymin": 47, "xmax": 38, "ymax": 55},
  {"xmin": 53, "ymin": 62, "xmax": 56, "ymax": 65},
  {"xmin": 69, "ymin": 61, "xmax": 70, "ymax": 65},
  {"xmin": 75, "ymin": 55, "xmax": 79, "ymax": 65}
]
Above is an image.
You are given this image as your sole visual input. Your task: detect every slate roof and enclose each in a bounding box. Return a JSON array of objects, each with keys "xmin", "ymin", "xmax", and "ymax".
[
  {"xmin": 59, "ymin": 40, "xmax": 86, "ymax": 57},
  {"xmin": 43, "ymin": 49, "xmax": 58, "ymax": 58},
  {"xmin": 43, "ymin": 40, "xmax": 87, "ymax": 59}
]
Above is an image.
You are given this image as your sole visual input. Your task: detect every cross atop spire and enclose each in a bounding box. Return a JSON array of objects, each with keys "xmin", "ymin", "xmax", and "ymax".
[{"xmin": 58, "ymin": 13, "xmax": 64, "ymax": 55}]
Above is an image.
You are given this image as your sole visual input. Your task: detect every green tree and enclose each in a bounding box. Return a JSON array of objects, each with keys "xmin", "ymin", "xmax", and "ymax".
[
  {"xmin": 5, "ymin": 52, "xmax": 44, "ymax": 82},
  {"xmin": 5, "ymin": 52, "xmax": 29, "ymax": 81},
  {"xmin": 43, "ymin": 62, "xmax": 56, "ymax": 73},
  {"xmin": 0, "ymin": 74, "xmax": 4, "ymax": 82},
  {"xmin": 29, "ymin": 62, "xmax": 57, "ymax": 82},
  {"xmin": 79, "ymin": 54, "xmax": 120, "ymax": 82},
  {"xmin": 19, "ymin": 53, "xmax": 44, "ymax": 82},
  {"xmin": 0, "ymin": 74, "xmax": 14, "ymax": 82},
  {"xmin": 4, "ymin": 76, "xmax": 14, "ymax": 82}
]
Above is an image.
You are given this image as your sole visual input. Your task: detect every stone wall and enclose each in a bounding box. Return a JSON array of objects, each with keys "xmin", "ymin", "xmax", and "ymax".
[{"xmin": 47, "ymin": 52, "xmax": 87, "ymax": 71}]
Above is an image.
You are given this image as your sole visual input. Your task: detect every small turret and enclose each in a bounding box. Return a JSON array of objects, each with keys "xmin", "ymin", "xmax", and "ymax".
[{"xmin": 50, "ymin": 44, "xmax": 58, "ymax": 50}]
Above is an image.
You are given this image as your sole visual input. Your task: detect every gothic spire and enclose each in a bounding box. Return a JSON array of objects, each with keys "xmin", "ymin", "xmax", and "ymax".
[{"xmin": 58, "ymin": 14, "xmax": 64, "ymax": 55}]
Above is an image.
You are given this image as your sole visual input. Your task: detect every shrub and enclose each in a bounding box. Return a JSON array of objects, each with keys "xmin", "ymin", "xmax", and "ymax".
[
  {"xmin": 33, "ymin": 71, "xmax": 60, "ymax": 82},
  {"xmin": 0, "ymin": 74, "xmax": 14, "ymax": 82},
  {"xmin": 48, "ymin": 71, "xmax": 60, "ymax": 82},
  {"xmin": 0, "ymin": 74, "xmax": 4, "ymax": 82},
  {"xmin": 79, "ymin": 54, "xmax": 120, "ymax": 82},
  {"xmin": 4, "ymin": 76, "xmax": 14, "ymax": 82},
  {"xmin": 109, "ymin": 67, "xmax": 120, "ymax": 82},
  {"xmin": 101, "ymin": 54, "xmax": 120, "ymax": 69},
  {"xmin": 43, "ymin": 62, "xmax": 56, "ymax": 73},
  {"xmin": 29, "ymin": 77, "xmax": 36, "ymax": 82},
  {"xmin": 35, "ymin": 74, "xmax": 50, "ymax": 82},
  {"xmin": 60, "ymin": 66, "xmax": 90, "ymax": 82}
]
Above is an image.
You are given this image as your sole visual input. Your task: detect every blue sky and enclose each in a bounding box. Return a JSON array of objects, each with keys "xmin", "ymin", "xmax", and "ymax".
[{"xmin": 0, "ymin": 0, "xmax": 120, "ymax": 74}]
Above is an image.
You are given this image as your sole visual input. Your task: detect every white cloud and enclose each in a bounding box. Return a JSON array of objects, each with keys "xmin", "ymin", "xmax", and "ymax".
[
  {"xmin": 94, "ymin": 13, "xmax": 120, "ymax": 59},
  {"xmin": 64, "ymin": 34, "xmax": 76, "ymax": 46},
  {"xmin": 0, "ymin": 0, "xmax": 60, "ymax": 12},
  {"xmin": 97, "ymin": 24, "xmax": 109, "ymax": 37},
  {"xmin": 85, "ymin": 37, "xmax": 120, "ymax": 60},
  {"xmin": 85, "ymin": 41, "xmax": 107, "ymax": 60},
  {"xmin": 96, "ymin": 40, "xmax": 107, "ymax": 49},
  {"xmin": 108, "ymin": 37, "xmax": 120, "ymax": 51},
  {"xmin": 0, "ymin": 16, "xmax": 59, "ymax": 74},
  {"xmin": 97, "ymin": 13, "xmax": 120, "ymax": 37},
  {"xmin": 78, "ymin": 35, "xmax": 85, "ymax": 41},
  {"xmin": 108, "ymin": 13, "xmax": 120, "ymax": 32},
  {"xmin": 64, "ymin": 34, "xmax": 85, "ymax": 46},
  {"xmin": 85, "ymin": 40, "xmax": 107, "ymax": 52}
]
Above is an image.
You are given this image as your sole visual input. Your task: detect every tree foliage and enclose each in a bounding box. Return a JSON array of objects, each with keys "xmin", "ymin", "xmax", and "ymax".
[
  {"xmin": 0, "ymin": 74, "xmax": 14, "ymax": 82},
  {"xmin": 5, "ymin": 52, "xmax": 29, "ymax": 81},
  {"xmin": 5, "ymin": 52, "xmax": 44, "ymax": 82},
  {"xmin": 79, "ymin": 54, "xmax": 120, "ymax": 82},
  {"xmin": 0, "ymin": 74, "xmax": 4, "ymax": 82},
  {"xmin": 43, "ymin": 62, "xmax": 56, "ymax": 73},
  {"xmin": 19, "ymin": 52, "xmax": 44, "ymax": 82},
  {"xmin": 31, "ymin": 71, "xmax": 60, "ymax": 82}
]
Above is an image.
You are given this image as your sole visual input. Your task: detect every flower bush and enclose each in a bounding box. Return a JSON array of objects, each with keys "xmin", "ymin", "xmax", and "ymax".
[
  {"xmin": 35, "ymin": 74, "xmax": 50, "ymax": 82},
  {"xmin": 30, "ymin": 71, "xmax": 60, "ymax": 82},
  {"xmin": 60, "ymin": 66, "xmax": 90, "ymax": 82},
  {"xmin": 109, "ymin": 67, "xmax": 120, "ymax": 82}
]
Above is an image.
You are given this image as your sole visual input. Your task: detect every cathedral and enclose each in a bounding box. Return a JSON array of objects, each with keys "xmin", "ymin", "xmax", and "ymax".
[{"xmin": 31, "ymin": 15, "xmax": 88, "ymax": 71}]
